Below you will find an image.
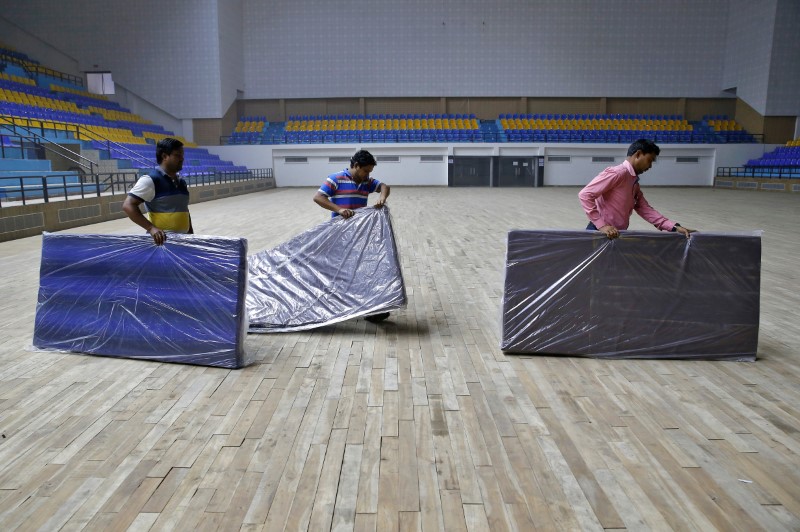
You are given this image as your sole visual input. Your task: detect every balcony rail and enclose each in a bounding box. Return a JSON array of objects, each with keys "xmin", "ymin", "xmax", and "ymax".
[{"xmin": 0, "ymin": 168, "xmax": 273, "ymax": 207}]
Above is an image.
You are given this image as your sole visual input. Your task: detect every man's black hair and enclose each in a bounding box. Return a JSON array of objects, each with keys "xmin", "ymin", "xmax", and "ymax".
[
  {"xmin": 156, "ymin": 137, "xmax": 184, "ymax": 164},
  {"xmin": 351, "ymin": 149, "xmax": 377, "ymax": 168},
  {"xmin": 627, "ymin": 138, "xmax": 660, "ymax": 157}
]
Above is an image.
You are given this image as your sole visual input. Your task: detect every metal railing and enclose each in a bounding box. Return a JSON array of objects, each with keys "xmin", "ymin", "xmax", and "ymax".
[
  {"xmin": 0, "ymin": 119, "xmax": 98, "ymax": 174},
  {"xmin": 25, "ymin": 65, "xmax": 84, "ymax": 87},
  {"xmin": 0, "ymin": 170, "xmax": 137, "ymax": 206},
  {"xmin": 74, "ymin": 126, "xmax": 155, "ymax": 169},
  {"xmin": 0, "ymin": 168, "xmax": 273, "ymax": 208},
  {"xmin": 0, "ymin": 136, "xmax": 42, "ymax": 160},
  {"xmin": 0, "ymin": 116, "xmax": 156, "ymax": 170},
  {"xmin": 716, "ymin": 166, "xmax": 800, "ymax": 179},
  {"xmin": 183, "ymin": 168, "xmax": 272, "ymax": 186},
  {"xmin": 0, "ymin": 51, "xmax": 84, "ymax": 87}
]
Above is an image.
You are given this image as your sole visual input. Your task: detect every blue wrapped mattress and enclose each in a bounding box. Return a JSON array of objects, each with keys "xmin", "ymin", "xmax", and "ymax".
[
  {"xmin": 500, "ymin": 230, "xmax": 761, "ymax": 360},
  {"xmin": 247, "ymin": 206, "xmax": 407, "ymax": 331},
  {"xmin": 33, "ymin": 233, "xmax": 250, "ymax": 368}
]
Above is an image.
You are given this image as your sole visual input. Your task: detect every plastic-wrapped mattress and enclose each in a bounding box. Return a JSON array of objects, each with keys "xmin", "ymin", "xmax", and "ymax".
[
  {"xmin": 33, "ymin": 232, "xmax": 250, "ymax": 368},
  {"xmin": 247, "ymin": 206, "xmax": 406, "ymax": 332},
  {"xmin": 500, "ymin": 230, "xmax": 761, "ymax": 360}
]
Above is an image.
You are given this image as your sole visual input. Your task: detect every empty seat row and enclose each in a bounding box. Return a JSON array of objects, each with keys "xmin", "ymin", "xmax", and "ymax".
[
  {"xmin": 745, "ymin": 143, "xmax": 800, "ymax": 168},
  {"xmin": 501, "ymin": 118, "xmax": 692, "ymax": 131},
  {"xmin": 500, "ymin": 113, "xmax": 685, "ymax": 121},
  {"xmin": 287, "ymin": 118, "xmax": 479, "ymax": 132},
  {"xmin": 288, "ymin": 113, "xmax": 476, "ymax": 121}
]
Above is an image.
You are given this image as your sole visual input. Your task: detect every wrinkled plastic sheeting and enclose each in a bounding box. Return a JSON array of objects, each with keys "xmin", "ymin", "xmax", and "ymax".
[
  {"xmin": 33, "ymin": 232, "xmax": 251, "ymax": 368},
  {"xmin": 247, "ymin": 206, "xmax": 406, "ymax": 332},
  {"xmin": 500, "ymin": 230, "xmax": 761, "ymax": 360}
]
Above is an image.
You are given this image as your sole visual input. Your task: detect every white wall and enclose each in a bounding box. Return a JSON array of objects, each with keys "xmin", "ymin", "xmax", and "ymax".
[
  {"xmin": 714, "ymin": 144, "xmax": 776, "ymax": 168},
  {"xmin": 542, "ymin": 146, "xmax": 710, "ymax": 186},
  {"xmin": 206, "ymin": 145, "xmax": 275, "ymax": 172},
  {"xmin": 208, "ymin": 145, "xmax": 449, "ymax": 187},
  {"xmin": 542, "ymin": 144, "xmax": 768, "ymax": 186},
  {"xmin": 206, "ymin": 143, "xmax": 768, "ymax": 188}
]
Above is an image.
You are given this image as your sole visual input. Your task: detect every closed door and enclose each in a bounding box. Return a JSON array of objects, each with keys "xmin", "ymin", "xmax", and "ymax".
[
  {"xmin": 497, "ymin": 157, "xmax": 535, "ymax": 187},
  {"xmin": 450, "ymin": 157, "xmax": 491, "ymax": 187}
]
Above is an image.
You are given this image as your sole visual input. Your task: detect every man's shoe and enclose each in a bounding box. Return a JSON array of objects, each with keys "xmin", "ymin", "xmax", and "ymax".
[{"xmin": 364, "ymin": 312, "xmax": 390, "ymax": 323}]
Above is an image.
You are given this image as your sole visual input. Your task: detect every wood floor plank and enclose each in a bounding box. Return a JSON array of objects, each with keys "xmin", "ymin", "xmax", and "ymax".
[
  {"xmin": 331, "ymin": 443, "xmax": 363, "ymax": 531},
  {"xmin": 604, "ymin": 436, "xmax": 694, "ymax": 530},
  {"xmin": 262, "ymin": 374, "xmax": 329, "ymax": 529},
  {"xmin": 474, "ymin": 466, "xmax": 514, "ymax": 532},
  {"xmin": 500, "ymin": 429, "xmax": 557, "ymax": 530},
  {"xmin": 376, "ymin": 435, "xmax": 400, "ymax": 531},
  {"xmin": 414, "ymin": 404, "xmax": 446, "ymax": 531},
  {"xmin": 462, "ymin": 503, "xmax": 490, "ymax": 532},
  {"xmin": 353, "ymin": 512, "xmax": 377, "ymax": 532},
  {"xmin": 308, "ymin": 428, "xmax": 349, "ymax": 532},
  {"xmin": 355, "ymin": 406, "xmax": 383, "ymax": 514},
  {"xmin": 463, "ymin": 383, "xmax": 528, "ymax": 505},
  {"xmin": 241, "ymin": 405, "xmax": 306, "ymax": 524},
  {"xmin": 444, "ymin": 410, "xmax": 482, "ymax": 504},
  {"xmin": 397, "ymin": 419, "xmax": 420, "ymax": 512},
  {"xmin": 140, "ymin": 466, "xmax": 190, "ymax": 513},
  {"xmin": 456, "ymin": 395, "xmax": 492, "ymax": 467},
  {"xmin": 282, "ymin": 443, "xmax": 325, "ymax": 531},
  {"xmin": 346, "ymin": 391, "xmax": 369, "ymax": 445},
  {"xmin": 615, "ymin": 423, "xmax": 733, "ymax": 530},
  {"xmin": 428, "ymin": 397, "xmax": 460, "ymax": 492},
  {"xmin": 382, "ymin": 390, "xmax": 399, "ymax": 437}
]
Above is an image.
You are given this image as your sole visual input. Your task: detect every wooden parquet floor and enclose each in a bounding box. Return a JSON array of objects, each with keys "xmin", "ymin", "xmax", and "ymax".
[{"xmin": 1, "ymin": 186, "xmax": 798, "ymax": 531}]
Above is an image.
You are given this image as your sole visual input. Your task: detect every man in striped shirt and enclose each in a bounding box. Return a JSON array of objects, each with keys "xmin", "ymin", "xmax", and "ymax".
[
  {"xmin": 314, "ymin": 149, "xmax": 390, "ymax": 218},
  {"xmin": 314, "ymin": 149, "xmax": 392, "ymax": 322}
]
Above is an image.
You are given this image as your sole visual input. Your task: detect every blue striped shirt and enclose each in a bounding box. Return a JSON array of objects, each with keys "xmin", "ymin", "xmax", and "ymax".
[{"xmin": 318, "ymin": 169, "xmax": 382, "ymax": 217}]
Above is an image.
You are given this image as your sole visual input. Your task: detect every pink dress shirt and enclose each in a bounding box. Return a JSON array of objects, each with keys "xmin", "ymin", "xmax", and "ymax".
[{"xmin": 578, "ymin": 159, "xmax": 676, "ymax": 231}]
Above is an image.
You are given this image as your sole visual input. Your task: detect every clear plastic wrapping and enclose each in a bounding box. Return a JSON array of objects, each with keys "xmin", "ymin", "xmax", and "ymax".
[
  {"xmin": 500, "ymin": 230, "xmax": 761, "ymax": 360},
  {"xmin": 33, "ymin": 232, "xmax": 251, "ymax": 368},
  {"xmin": 247, "ymin": 206, "xmax": 406, "ymax": 332}
]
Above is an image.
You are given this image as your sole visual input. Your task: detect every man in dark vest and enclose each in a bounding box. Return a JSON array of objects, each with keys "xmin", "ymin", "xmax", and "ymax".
[{"xmin": 123, "ymin": 137, "xmax": 193, "ymax": 245}]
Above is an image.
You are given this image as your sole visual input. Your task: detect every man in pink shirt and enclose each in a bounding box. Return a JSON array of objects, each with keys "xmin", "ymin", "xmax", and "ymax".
[{"xmin": 579, "ymin": 139, "xmax": 696, "ymax": 239}]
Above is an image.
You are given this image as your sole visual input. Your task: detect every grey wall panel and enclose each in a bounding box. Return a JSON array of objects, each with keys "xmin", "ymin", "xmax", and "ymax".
[
  {"xmin": 722, "ymin": 0, "xmax": 777, "ymax": 115},
  {"xmin": 766, "ymin": 0, "xmax": 800, "ymax": 115},
  {"xmin": 0, "ymin": 0, "xmax": 223, "ymax": 118},
  {"xmin": 242, "ymin": 0, "xmax": 729, "ymax": 99},
  {"xmin": 218, "ymin": 0, "xmax": 245, "ymax": 116},
  {"xmin": 1, "ymin": 0, "xmax": 795, "ymax": 118}
]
